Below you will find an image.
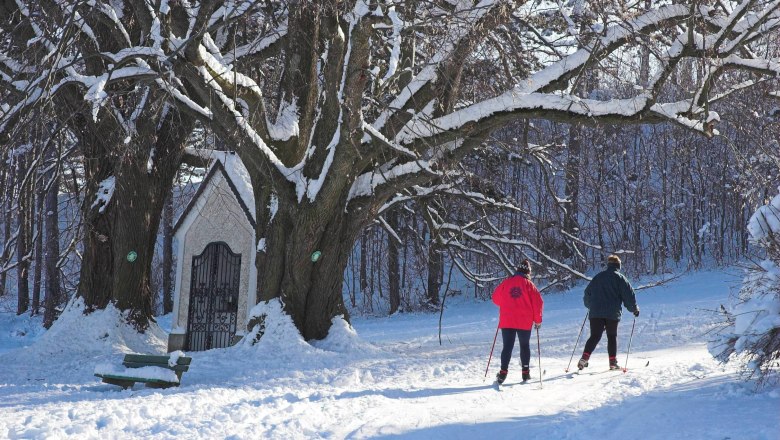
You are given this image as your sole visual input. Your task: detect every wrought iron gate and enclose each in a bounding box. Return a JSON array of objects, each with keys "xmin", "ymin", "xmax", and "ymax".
[{"xmin": 186, "ymin": 242, "xmax": 241, "ymax": 351}]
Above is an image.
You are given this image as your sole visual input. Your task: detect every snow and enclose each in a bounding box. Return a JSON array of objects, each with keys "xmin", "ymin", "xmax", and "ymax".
[
  {"xmin": 348, "ymin": 160, "xmax": 434, "ymax": 200},
  {"xmin": 183, "ymin": 149, "xmax": 256, "ymax": 217},
  {"xmin": 372, "ymin": 0, "xmax": 496, "ymax": 132},
  {"xmin": 168, "ymin": 350, "xmax": 185, "ymax": 367},
  {"xmin": 93, "ymin": 363, "xmax": 180, "ymax": 383},
  {"xmin": 747, "ymin": 188, "xmax": 780, "ymax": 240},
  {"xmin": 90, "ymin": 175, "xmax": 115, "ymax": 213},
  {"xmin": 146, "ymin": 147, "xmax": 156, "ymax": 174},
  {"xmin": 379, "ymin": 7, "xmax": 403, "ymax": 86},
  {"xmin": 83, "ymin": 74, "xmax": 108, "ymax": 122},
  {"xmin": 0, "ymin": 270, "xmax": 777, "ymax": 439},
  {"xmin": 710, "ymin": 189, "xmax": 780, "ymax": 377},
  {"xmin": 267, "ymin": 98, "xmax": 300, "ymax": 141},
  {"xmin": 223, "ymin": 20, "xmax": 289, "ymax": 64}
]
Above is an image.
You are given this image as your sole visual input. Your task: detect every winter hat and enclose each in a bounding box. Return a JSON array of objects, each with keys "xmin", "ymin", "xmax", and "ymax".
[
  {"xmin": 517, "ymin": 259, "xmax": 532, "ymax": 275},
  {"xmin": 607, "ymin": 254, "xmax": 621, "ymax": 268}
]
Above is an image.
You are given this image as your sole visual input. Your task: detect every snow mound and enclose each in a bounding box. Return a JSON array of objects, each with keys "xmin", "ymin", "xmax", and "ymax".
[
  {"xmin": 238, "ymin": 299, "xmax": 316, "ymax": 358},
  {"xmin": 0, "ymin": 310, "xmax": 45, "ymax": 351},
  {"xmin": 0, "ymin": 298, "xmax": 167, "ymax": 383},
  {"xmin": 311, "ymin": 315, "xmax": 382, "ymax": 354}
]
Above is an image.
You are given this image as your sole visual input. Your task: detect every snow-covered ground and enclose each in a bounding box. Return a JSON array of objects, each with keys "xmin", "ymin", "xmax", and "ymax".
[{"xmin": 0, "ymin": 269, "xmax": 777, "ymax": 439}]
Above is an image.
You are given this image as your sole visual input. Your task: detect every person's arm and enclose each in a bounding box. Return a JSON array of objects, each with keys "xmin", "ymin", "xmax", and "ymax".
[
  {"xmin": 532, "ymin": 284, "xmax": 543, "ymax": 326},
  {"xmin": 620, "ymin": 276, "xmax": 639, "ymax": 315},
  {"xmin": 583, "ymin": 280, "xmax": 592, "ymax": 309},
  {"xmin": 492, "ymin": 280, "xmax": 505, "ymax": 307}
]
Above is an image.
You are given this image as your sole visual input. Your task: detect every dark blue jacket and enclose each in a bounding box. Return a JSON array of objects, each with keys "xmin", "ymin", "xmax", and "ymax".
[{"xmin": 583, "ymin": 265, "xmax": 638, "ymax": 321}]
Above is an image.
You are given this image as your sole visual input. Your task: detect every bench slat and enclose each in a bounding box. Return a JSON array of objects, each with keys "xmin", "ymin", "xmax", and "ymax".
[
  {"xmin": 122, "ymin": 361, "xmax": 189, "ymax": 372},
  {"xmin": 123, "ymin": 354, "xmax": 192, "ymax": 366},
  {"xmin": 95, "ymin": 373, "xmax": 179, "ymax": 388},
  {"xmin": 97, "ymin": 354, "xmax": 191, "ymax": 389},
  {"xmin": 96, "ymin": 373, "xmax": 174, "ymax": 384}
]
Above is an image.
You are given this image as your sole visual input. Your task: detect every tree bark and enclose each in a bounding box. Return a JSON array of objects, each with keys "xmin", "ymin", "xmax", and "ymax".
[
  {"xmin": 387, "ymin": 209, "xmax": 401, "ymax": 314},
  {"xmin": 43, "ymin": 155, "xmax": 61, "ymax": 329},
  {"xmin": 31, "ymin": 182, "xmax": 44, "ymax": 314},
  {"xmin": 162, "ymin": 190, "xmax": 174, "ymax": 315},
  {"xmin": 0, "ymin": 153, "xmax": 11, "ymax": 297},
  {"xmin": 76, "ymin": 110, "xmax": 193, "ymax": 328},
  {"xmin": 360, "ymin": 232, "xmax": 368, "ymax": 296},
  {"xmin": 16, "ymin": 154, "xmax": 30, "ymax": 315},
  {"xmin": 421, "ymin": 201, "xmax": 442, "ymax": 308},
  {"xmin": 256, "ymin": 189, "xmax": 364, "ymax": 340}
]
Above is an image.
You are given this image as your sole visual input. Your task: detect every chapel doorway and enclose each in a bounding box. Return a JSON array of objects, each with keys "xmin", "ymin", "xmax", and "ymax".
[{"xmin": 185, "ymin": 242, "xmax": 241, "ymax": 351}]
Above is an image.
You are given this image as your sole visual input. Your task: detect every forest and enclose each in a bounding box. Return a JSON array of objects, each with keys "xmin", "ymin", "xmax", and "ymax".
[{"xmin": 0, "ymin": 0, "xmax": 778, "ymax": 377}]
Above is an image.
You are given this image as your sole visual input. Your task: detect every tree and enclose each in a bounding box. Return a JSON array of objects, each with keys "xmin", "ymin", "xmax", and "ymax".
[
  {"xmin": 710, "ymin": 188, "xmax": 780, "ymax": 387},
  {"xmin": 2, "ymin": 1, "xmax": 779, "ymax": 339}
]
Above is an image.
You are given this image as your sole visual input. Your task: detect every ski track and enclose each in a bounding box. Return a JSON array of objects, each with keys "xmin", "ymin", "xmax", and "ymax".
[{"xmin": 0, "ymin": 270, "xmax": 778, "ymax": 439}]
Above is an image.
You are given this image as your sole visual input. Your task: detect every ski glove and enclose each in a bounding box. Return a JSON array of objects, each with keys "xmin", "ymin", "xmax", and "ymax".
[
  {"xmin": 534, "ymin": 322, "xmax": 542, "ymax": 329},
  {"xmin": 633, "ymin": 308, "xmax": 640, "ymax": 317}
]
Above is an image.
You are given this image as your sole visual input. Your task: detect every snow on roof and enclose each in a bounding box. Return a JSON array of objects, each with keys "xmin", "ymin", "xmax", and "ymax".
[
  {"xmin": 207, "ymin": 150, "xmax": 256, "ymax": 216},
  {"xmin": 174, "ymin": 149, "xmax": 257, "ymax": 234}
]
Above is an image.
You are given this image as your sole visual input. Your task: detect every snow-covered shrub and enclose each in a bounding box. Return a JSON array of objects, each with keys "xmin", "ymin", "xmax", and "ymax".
[{"xmin": 710, "ymin": 189, "xmax": 780, "ymax": 387}]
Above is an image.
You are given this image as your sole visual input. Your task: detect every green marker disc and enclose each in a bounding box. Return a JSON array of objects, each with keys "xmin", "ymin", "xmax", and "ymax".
[
  {"xmin": 311, "ymin": 251, "xmax": 322, "ymax": 262},
  {"xmin": 127, "ymin": 251, "xmax": 138, "ymax": 262}
]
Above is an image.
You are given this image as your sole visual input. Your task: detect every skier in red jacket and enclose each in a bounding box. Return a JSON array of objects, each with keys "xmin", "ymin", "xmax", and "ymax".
[{"xmin": 492, "ymin": 260, "xmax": 544, "ymax": 384}]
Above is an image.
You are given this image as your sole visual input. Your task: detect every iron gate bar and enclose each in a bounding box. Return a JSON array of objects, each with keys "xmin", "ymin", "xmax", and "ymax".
[{"xmin": 186, "ymin": 242, "xmax": 241, "ymax": 351}]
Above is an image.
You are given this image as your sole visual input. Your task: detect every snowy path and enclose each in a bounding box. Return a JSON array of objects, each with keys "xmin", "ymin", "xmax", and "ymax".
[{"xmin": 1, "ymin": 270, "xmax": 778, "ymax": 439}]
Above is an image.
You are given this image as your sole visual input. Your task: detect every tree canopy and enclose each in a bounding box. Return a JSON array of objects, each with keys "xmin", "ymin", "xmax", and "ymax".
[{"xmin": 1, "ymin": 0, "xmax": 778, "ymax": 339}]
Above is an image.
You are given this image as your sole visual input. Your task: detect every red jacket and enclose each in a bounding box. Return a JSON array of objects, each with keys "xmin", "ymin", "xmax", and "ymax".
[{"xmin": 492, "ymin": 274, "xmax": 543, "ymax": 330}]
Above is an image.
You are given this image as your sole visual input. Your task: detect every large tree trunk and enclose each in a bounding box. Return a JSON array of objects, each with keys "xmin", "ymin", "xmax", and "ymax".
[
  {"xmin": 16, "ymin": 154, "xmax": 30, "ymax": 315},
  {"xmin": 43, "ymin": 158, "xmax": 61, "ymax": 329},
  {"xmin": 31, "ymin": 182, "xmax": 44, "ymax": 314},
  {"xmin": 256, "ymin": 189, "xmax": 365, "ymax": 340},
  {"xmin": 162, "ymin": 191, "xmax": 174, "ymax": 315},
  {"xmin": 76, "ymin": 111, "xmax": 193, "ymax": 328},
  {"xmin": 422, "ymin": 202, "xmax": 443, "ymax": 308},
  {"xmin": 0, "ymin": 153, "xmax": 11, "ymax": 297},
  {"xmin": 387, "ymin": 209, "xmax": 401, "ymax": 315}
]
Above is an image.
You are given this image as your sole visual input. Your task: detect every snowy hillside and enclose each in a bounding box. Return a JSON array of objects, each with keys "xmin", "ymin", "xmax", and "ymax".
[{"xmin": 1, "ymin": 269, "xmax": 777, "ymax": 439}]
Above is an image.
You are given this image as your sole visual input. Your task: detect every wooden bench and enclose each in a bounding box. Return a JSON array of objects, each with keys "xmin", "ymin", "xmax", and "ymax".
[{"xmin": 95, "ymin": 354, "xmax": 192, "ymax": 389}]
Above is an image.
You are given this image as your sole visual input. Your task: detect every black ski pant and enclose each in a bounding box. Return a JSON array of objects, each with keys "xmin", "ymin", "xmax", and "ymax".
[
  {"xmin": 500, "ymin": 328, "xmax": 531, "ymax": 371},
  {"xmin": 583, "ymin": 318, "xmax": 619, "ymax": 358}
]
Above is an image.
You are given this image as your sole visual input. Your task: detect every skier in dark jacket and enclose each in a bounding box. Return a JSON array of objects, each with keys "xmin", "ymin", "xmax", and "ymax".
[
  {"xmin": 492, "ymin": 260, "xmax": 544, "ymax": 384},
  {"xmin": 578, "ymin": 255, "xmax": 639, "ymax": 371}
]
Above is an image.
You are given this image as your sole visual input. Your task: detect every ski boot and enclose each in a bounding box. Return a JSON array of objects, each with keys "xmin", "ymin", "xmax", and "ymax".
[
  {"xmin": 496, "ymin": 369, "xmax": 508, "ymax": 384},
  {"xmin": 522, "ymin": 369, "xmax": 531, "ymax": 382},
  {"xmin": 577, "ymin": 357, "xmax": 589, "ymax": 370},
  {"xmin": 609, "ymin": 358, "xmax": 621, "ymax": 370}
]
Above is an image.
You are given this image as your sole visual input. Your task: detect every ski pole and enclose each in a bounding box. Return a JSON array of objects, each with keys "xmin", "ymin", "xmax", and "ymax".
[
  {"xmin": 565, "ymin": 312, "xmax": 589, "ymax": 372},
  {"xmin": 623, "ymin": 316, "xmax": 636, "ymax": 373},
  {"xmin": 536, "ymin": 326, "xmax": 543, "ymax": 388},
  {"xmin": 484, "ymin": 322, "xmax": 500, "ymax": 381}
]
